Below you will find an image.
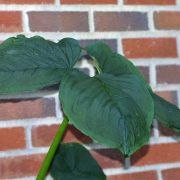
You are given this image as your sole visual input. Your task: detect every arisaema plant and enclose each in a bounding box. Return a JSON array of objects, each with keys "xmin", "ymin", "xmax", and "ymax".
[{"xmin": 0, "ymin": 35, "xmax": 179, "ymax": 180}]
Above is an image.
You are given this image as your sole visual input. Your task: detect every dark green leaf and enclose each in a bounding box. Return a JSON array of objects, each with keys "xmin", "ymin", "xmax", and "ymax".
[
  {"xmin": 0, "ymin": 35, "xmax": 81, "ymax": 94},
  {"xmin": 60, "ymin": 70, "xmax": 154, "ymax": 156},
  {"xmin": 151, "ymin": 93, "xmax": 180, "ymax": 132},
  {"xmin": 86, "ymin": 41, "xmax": 180, "ymax": 133},
  {"xmin": 50, "ymin": 143, "xmax": 106, "ymax": 180},
  {"xmin": 86, "ymin": 41, "xmax": 147, "ymax": 84}
]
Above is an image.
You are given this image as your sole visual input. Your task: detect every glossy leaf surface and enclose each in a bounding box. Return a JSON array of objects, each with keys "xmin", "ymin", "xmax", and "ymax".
[
  {"xmin": 86, "ymin": 41, "xmax": 180, "ymax": 133},
  {"xmin": 152, "ymin": 93, "xmax": 180, "ymax": 132},
  {"xmin": 50, "ymin": 143, "xmax": 106, "ymax": 180},
  {"xmin": 60, "ymin": 70, "xmax": 154, "ymax": 156},
  {"xmin": 86, "ymin": 41, "xmax": 146, "ymax": 83},
  {"xmin": 0, "ymin": 35, "xmax": 81, "ymax": 94}
]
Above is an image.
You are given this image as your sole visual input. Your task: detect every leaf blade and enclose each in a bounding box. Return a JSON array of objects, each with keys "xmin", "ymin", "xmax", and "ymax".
[
  {"xmin": 86, "ymin": 41, "xmax": 180, "ymax": 133},
  {"xmin": 50, "ymin": 143, "xmax": 106, "ymax": 180},
  {"xmin": 60, "ymin": 70, "xmax": 154, "ymax": 156},
  {"xmin": 152, "ymin": 93, "xmax": 180, "ymax": 132},
  {"xmin": 0, "ymin": 35, "xmax": 81, "ymax": 94}
]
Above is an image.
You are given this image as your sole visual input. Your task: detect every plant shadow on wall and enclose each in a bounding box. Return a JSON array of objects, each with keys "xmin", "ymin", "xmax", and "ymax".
[{"xmin": 0, "ymin": 35, "xmax": 179, "ymax": 180}]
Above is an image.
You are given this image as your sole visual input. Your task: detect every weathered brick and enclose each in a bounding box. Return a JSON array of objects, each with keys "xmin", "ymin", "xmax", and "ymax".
[
  {"xmin": 122, "ymin": 38, "xmax": 177, "ymax": 58},
  {"xmin": 131, "ymin": 143, "xmax": 180, "ymax": 166},
  {"xmin": 91, "ymin": 149, "xmax": 124, "ymax": 168},
  {"xmin": 162, "ymin": 168, "xmax": 180, "ymax": 180},
  {"xmin": 0, "ymin": 11, "xmax": 22, "ymax": 32},
  {"xmin": 61, "ymin": 0, "xmax": 117, "ymax": 4},
  {"xmin": 94, "ymin": 12, "xmax": 148, "ymax": 31},
  {"xmin": 155, "ymin": 91, "xmax": 178, "ymax": 105},
  {"xmin": 0, "ymin": 0, "xmax": 54, "ymax": 3},
  {"xmin": 32, "ymin": 124, "xmax": 92, "ymax": 147},
  {"xmin": 138, "ymin": 66, "xmax": 149, "ymax": 82},
  {"xmin": 0, "ymin": 154, "xmax": 44, "ymax": 179},
  {"xmin": 108, "ymin": 171, "xmax": 157, "ymax": 180},
  {"xmin": 28, "ymin": 12, "xmax": 89, "ymax": 32},
  {"xmin": 154, "ymin": 11, "xmax": 180, "ymax": 30},
  {"xmin": 0, "ymin": 98, "xmax": 55, "ymax": 120},
  {"xmin": 157, "ymin": 65, "xmax": 180, "ymax": 84},
  {"xmin": 0, "ymin": 127, "xmax": 25, "ymax": 151},
  {"xmin": 80, "ymin": 39, "xmax": 117, "ymax": 52},
  {"xmin": 124, "ymin": 0, "xmax": 175, "ymax": 5}
]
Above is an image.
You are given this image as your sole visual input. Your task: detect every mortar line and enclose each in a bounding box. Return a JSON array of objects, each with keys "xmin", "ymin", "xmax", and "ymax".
[
  {"xmin": 148, "ymin": 10, "xmax": 155, "ymax": 32},
  {"xmin": 89, "ymin": 8, "xmax": 95, "ymax": 33},
  {"xmin": 124, "ymin": 157, "xmax": 131, "ymax": 169},
  {"xmin": 55, "ymin": 93, "xmax": 63, "ymax": 119},
  {"xmin": 26, "ymin": 125, "xmax": 33, "ymax": 149},
  {"xmin": 22, "ymin": 10, "xmax": 30, "ymax": 33},
  {"xmin": 117, "ymin": 0, "xmax": 123, "ymax": 6},
  {"xmin": 117, "ymin": 37, "xmax": 123, "ymax": 54},
  {"xmin": 104, "ymin": 162, "xmax": 180, "ymax": 176},
  {"xmin": 0, "ymin": 117, "xmax": 62, "ymax": 128},
  {"xmin": 177, "ymin": 0, "xmax": 180, "ymax": 5},
  {"xmin": 1, "ymin": 31, "xmax": 180, "ymax": 41},
  {"xmin": 55, "ymin": 0, "xmax": 60, "ymax": 6},
  {"xmin": 0, "ymin": 4, "xmax": 179, "ymax": 11},
  {"xmin": 153, "ymin": 119, "xmax": 160, "ymax": 141},
  {"xmin": 176, "ymin": 36, "xmax": 180, "ymax": 58},
  {"xmin": 157, "ymin": 170, "xmax": 163, "ymax": 180},
  {"xmin": 150, "ymin": 63, "xmax": 157, "ymax": 90}
]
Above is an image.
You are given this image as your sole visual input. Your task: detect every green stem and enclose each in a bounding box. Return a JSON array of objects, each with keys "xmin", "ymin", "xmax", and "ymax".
[{"xmin": 36, "ymin": 116, "xmax": 69, "ymax": 180}]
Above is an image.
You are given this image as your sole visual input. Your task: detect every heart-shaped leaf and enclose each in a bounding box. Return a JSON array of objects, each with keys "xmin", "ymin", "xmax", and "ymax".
[
  {"xmin": 60, "ymin": 70, "xmax": 154, "ymax": 156},
  {"xmin": 0, "ymin": 35, "xmax": 81, "ymax": 94},
  {"xmin": 50, "ymin": 143, "xmax": 106, "ymax": 180},
  {"xmin": 86, "ymin": 41, "xmax": 180, "ymax": 132}
]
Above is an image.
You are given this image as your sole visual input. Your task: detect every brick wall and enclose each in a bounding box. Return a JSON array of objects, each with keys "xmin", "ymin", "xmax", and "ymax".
[{"xmin": 0, "ymin": 0, "xmax": 180, "ymax": 179}]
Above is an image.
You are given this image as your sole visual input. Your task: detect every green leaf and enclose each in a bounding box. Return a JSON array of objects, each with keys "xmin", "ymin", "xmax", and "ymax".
[
  {"xmin": 151, "ymin": 93, "xmax": 180, "ymax": 132},
  {"xmin": 60, "ymin": 70, "xmax": 154, "ymax": 156},
  {"xmin": 0, "ymin": 35, "xmax": 81, "ymax": 94},
  {"xmin": 86, "ymin": 41, "xmax": 147, "ymax": 84},
  {"xmin": 86, "ymin": 41, "xmax": 180, "ymax": 133},
  {"xmin": 50, "ymin": 143, "xmax": 106, "ymax": 180}
]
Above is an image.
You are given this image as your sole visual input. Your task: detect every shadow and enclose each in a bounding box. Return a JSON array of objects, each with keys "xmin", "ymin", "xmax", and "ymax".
[
  {"xmin": 131, "ymin": 145, "xmax": 150, "ymax": 166},
  {"xmin": 0, "ymin": 97, "xmax": 40, "ymax": 103},
  {"xmin": 158, "ymin": 123, "xmax": 180, "ymax": 138},
  {"xmin": 92, "ymin": 148, "xmax": 125, "ymax": 167},
  {"xmin": 62, "ymin": 125, "xmax": 93, "ymax": 144},
  {"xmin": 94, "ymin": 148, "xmax": 123, "ymax": 161}
]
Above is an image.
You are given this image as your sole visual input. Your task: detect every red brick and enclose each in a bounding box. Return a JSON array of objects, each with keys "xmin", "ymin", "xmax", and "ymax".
[
  {"xmin": 0, "ymin": 98, "xmax": 55, "ymax": 120},
  {"xmin": 32, "ymin": 124, "xmax": 92, "ymax": 147},
  {"xmin": 0, "ymin": 154, "xmax": 44, "ymax": 179},
  {"xmin": 131, "ymin": 143, "xmax": 180, "ymax": 166},
  {"xmin": 162, "ymin": 168, "xmax": 180, "ymax": 180},
  {"xmin": 61, "ymin": 0, "xmax": 117, "ymax": 4},
  {"xmin": 138, "ymin": 66, "xmax": 149, "ymax": 82},
  {"xmin": 155, "ymin": 91, "xmax": 178, "ymax": 105},
  {"xmin": 122, "ymin": 38, "xmax": 177, "ymax": 58},
  {"xmin": 94, "ymin": 12, "xmax": 148, "ymax": 31},
  {"xmin": 108, "ymin": 171, "xmax": 157, "ymax": 180},
  {"xmin": 0, "ymin": 127, "xmax": 25, "ymax": 151},
  {"xmin": 28, "ymin": 12, "xmax": 89, "ymax": 32},
  {"xmin": 157, "ymin": 65, "xmax": 180, "ymax": 84},
  {"xmin": 0, "ymin": 11, "xmax": 22, "ymax": 32},
  {"xmin": 124, "ymin": 0, "xmax": 175, "ymax": 5},
  {"xmin": 154, "ymin": 11, "xmax": 180, "ymax": 30},
  {"xmin": 0, "ymin": 0, "xmax": 54, "ymax": 3},
  {"xmin": 91, "ymin": 149, "xmax": 124, "ymax": 168}
]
